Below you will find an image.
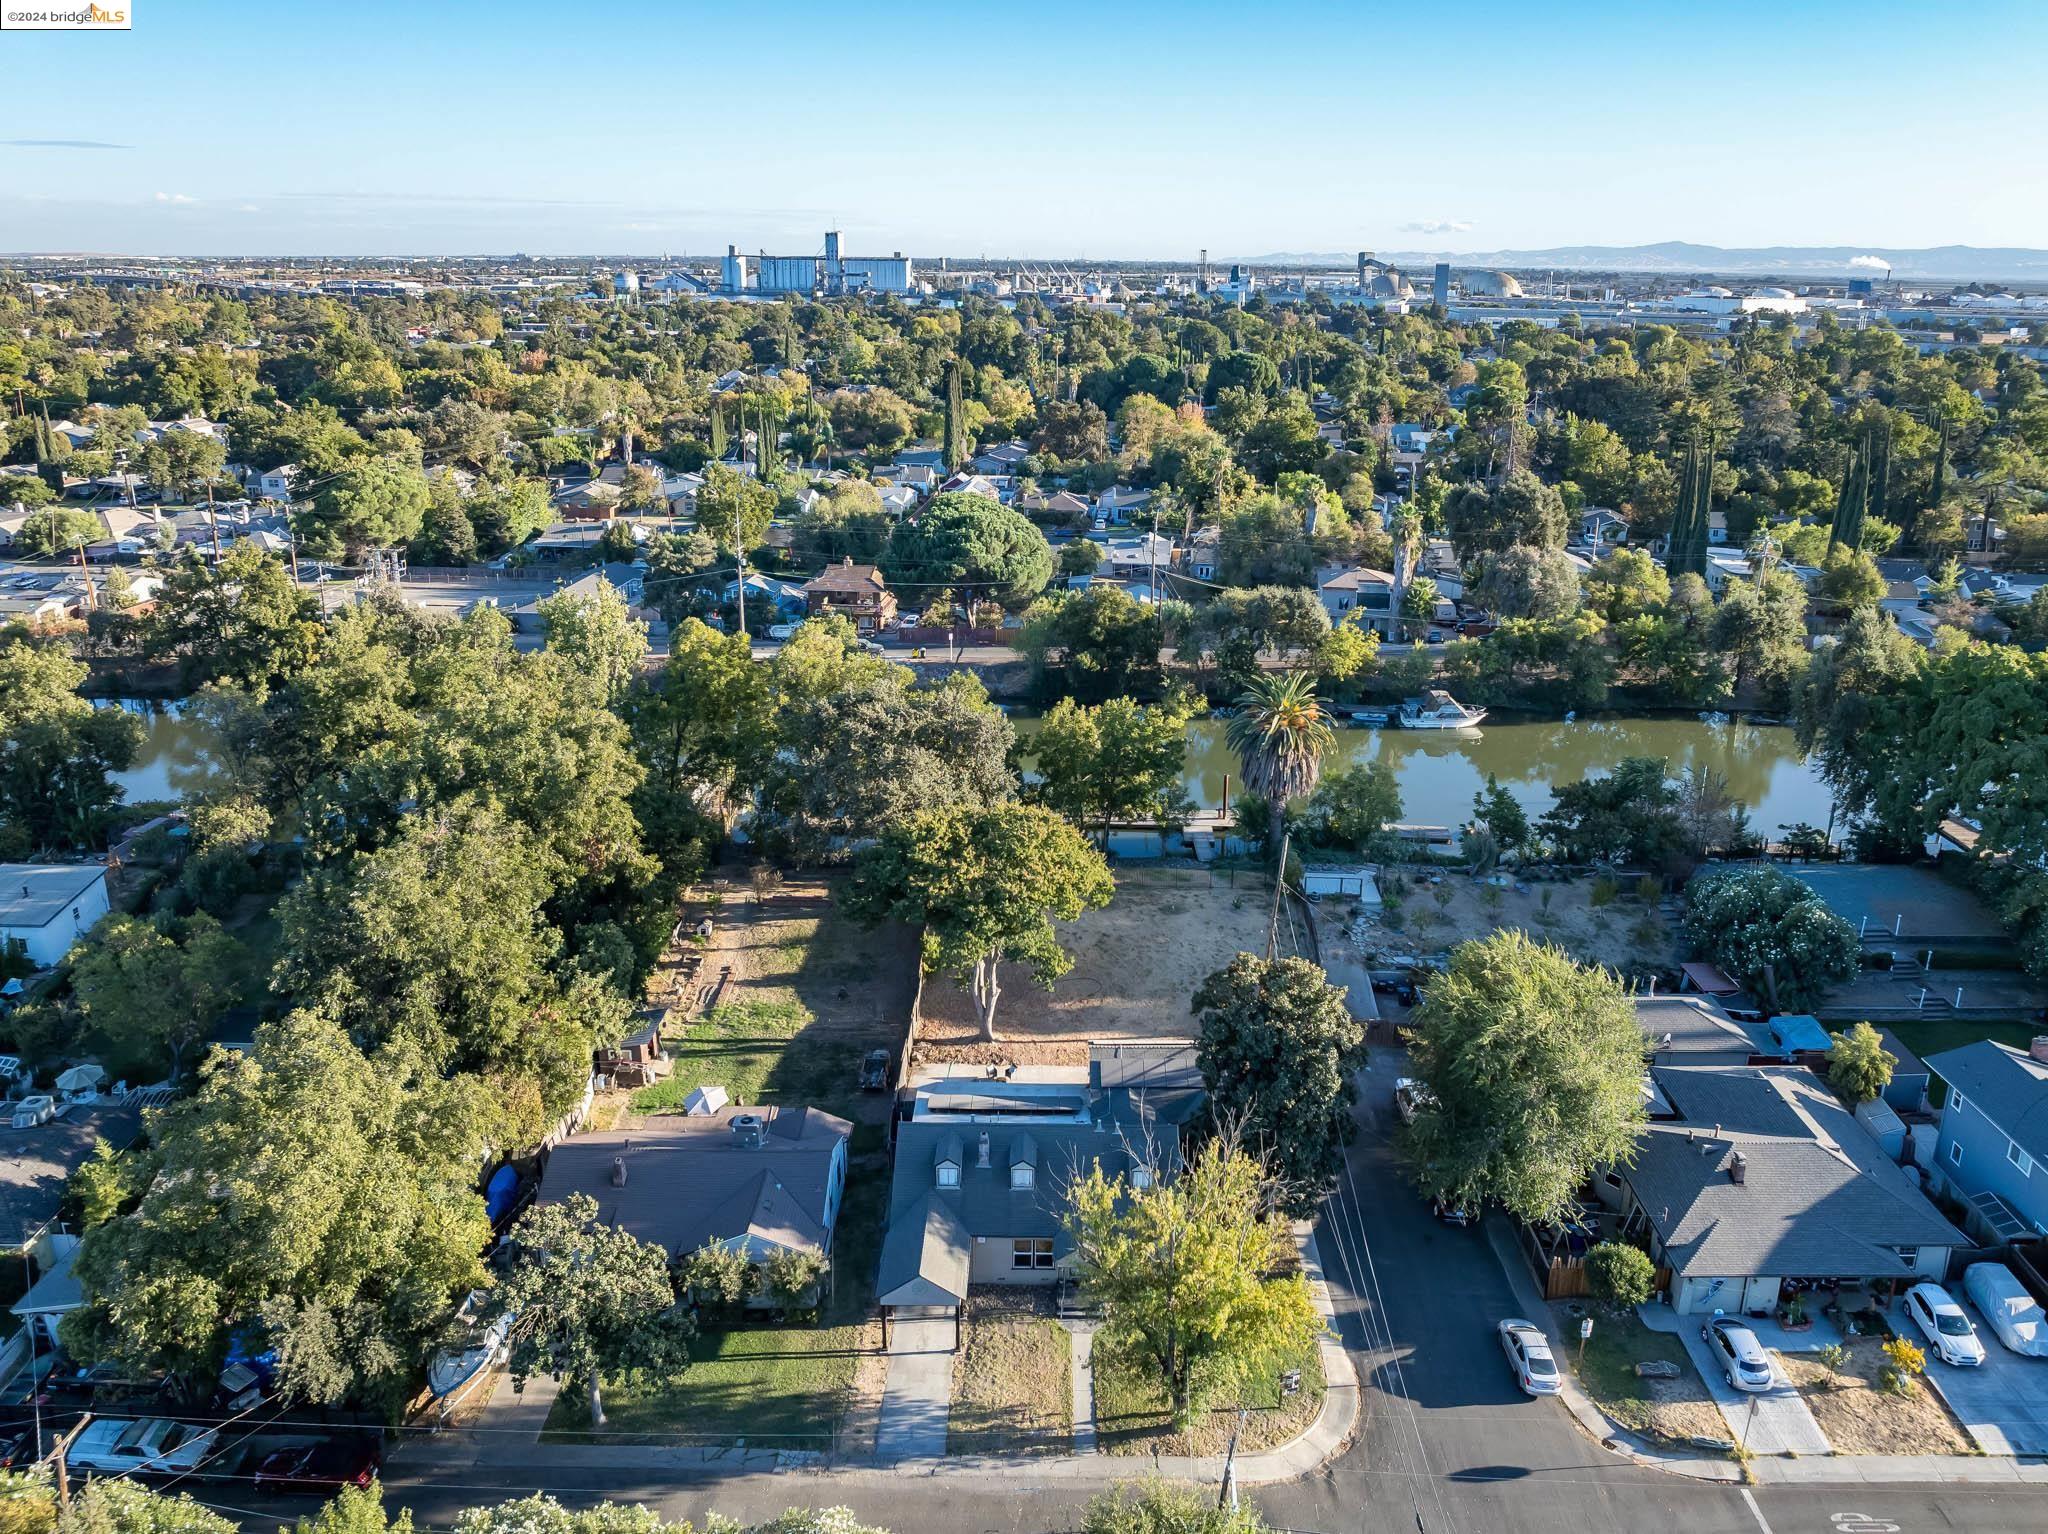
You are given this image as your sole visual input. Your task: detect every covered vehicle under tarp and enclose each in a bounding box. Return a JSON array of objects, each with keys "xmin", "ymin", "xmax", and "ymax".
[{"xmin": 1964, "ymin": 1262, "xmax": 2048, "ymax": 1358}]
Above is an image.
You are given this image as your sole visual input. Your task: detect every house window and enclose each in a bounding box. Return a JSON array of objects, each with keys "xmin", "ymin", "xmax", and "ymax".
[
  {"xmin": 1131, "ymin": 1167, "xmax": 1153, "ymax": 1190},
  {"xmin": 2010, "ymin": 1142, "xmax": 2036, "ymax": 1178},
  {"xmin": 1011, "ymin": 1165, "xmax": 1035, "ymax": 1190},
  {"xmin": 1895, "ymin": 1246, "xmax": 1919, "ymax": 1266},
  {"xmin": 1012, "ymin": 1238, "xmax": 1054, "ymax": 1270},
  {"xmin": 936, "ymin": 1163, "xmax": 959, "ymax": 1189},
  {"xmin": 1950, "ymin": 1139, "xmax": 1964, "ymax": 1166},
  {"xmin": 1951, "ymin": 1091, "xmax": 1966, "ymax": 1116},
  {"xmin": 1602, "ymin": 1171, "xmax": 1624, "ymax": 1190}
]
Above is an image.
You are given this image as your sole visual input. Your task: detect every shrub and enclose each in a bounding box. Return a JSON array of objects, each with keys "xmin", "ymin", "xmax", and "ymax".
[
  {"xmin": 1878, "ymin": 1335, "xmax": 1925, "ymax": 1396},
  {"xmin": 1815, "ymin": 1341, "xmax": 1850, "ymax": 1386},
  {"xmin": 762, "ymin": 1247, "xmax": 829, "ymax": 1312},
  {"xmin": 1681, "ymin": 864, "xmax": 1860, "ymax": 1011},
  {"xmin": 1827, "ymin": 1021, "xmax": 1896, "ymax": 1105},
  {"xmin": 679, "ymin": 1241, "xmax": 753, "ymax": 1308},
  {"xmin": 1584, "ymin": 1241, "xmax": 1655, "ymax": 1312},
  {"xmin": 1635, "ymin": 874, "xmax": 1663, "ymax": 902},
  {"xmin": 1590, "ymin": 875, "xmax": 1620, "ymax": 907},
  {"xmin": 1082, "ymin": 1479, "xmax": 1270, "ymax": 1534}
]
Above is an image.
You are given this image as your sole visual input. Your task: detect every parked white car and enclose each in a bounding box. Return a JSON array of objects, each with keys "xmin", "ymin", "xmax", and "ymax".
[
  {"xmin": 66, "ymin": 1418, "xmax": 218, "ymax": 1477},
  {"xmin": 1393, "ymin": 1078, "xmax": 1434, "ymax": 1125},
  {"xmin": 766, "ymin": 624, "xmax": 797, "ymax": 641},
  {"xmin": 1905, "ymin": 1282, "xmax": 1986, "ymax": 1367},
  {"xmin": 1700, "ymin": 1315, "xmax": 1774, "ymax": 1392},
  {"xmin": 1497, "ymin": 1318, "xmax": 1561, "ymax": 1396}
]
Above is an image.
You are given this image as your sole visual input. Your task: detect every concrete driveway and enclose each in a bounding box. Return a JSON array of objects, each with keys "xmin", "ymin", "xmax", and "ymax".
[
  {"xmin": 875, "ymin": 1317, "xmax": 954, "ymax": 1461},
  {"xmin": 1920, "ymin": 1300, "xmax": 2048, "ymax": 1454},
  {"xmin": 1672, "ymin": 1319, "xmax": 1831, "ymax": 1455}
]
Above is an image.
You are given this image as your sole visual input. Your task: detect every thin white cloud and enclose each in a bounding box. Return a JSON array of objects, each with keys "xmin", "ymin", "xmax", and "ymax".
[
  {"xmin": 1402, "ymin": 218, "xmax": 1474, "ymax": 235},
  {"xmin": 153, "ymin": 192, "xmax": 198, "ymax": 205},
  {"xmin": 235, "ymin": 204, "xmax": 261, "ymax": 214}
]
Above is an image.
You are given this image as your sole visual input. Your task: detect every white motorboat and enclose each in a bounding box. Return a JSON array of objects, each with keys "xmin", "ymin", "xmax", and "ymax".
[
  {"xmin": 427, "ymin": 1293, "xmax": 513, "ymax": 1399},
  {"xmin": 1397, "ymin": 691, "xmax": 1487, "ymax": 730}
]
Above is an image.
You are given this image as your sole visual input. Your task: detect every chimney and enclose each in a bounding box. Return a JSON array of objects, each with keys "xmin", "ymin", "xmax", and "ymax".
[
  {"xmin": 977, "ymin": 1130, "xmax": 991, "ymax": 1168},
  {"xmin": 610, "ymin": 1155, "xmax": 628, "ymax": 1188},
  {"xmin": 2031, "ymin": 1037, "xmax": 2048, "ymax": 1065},
  {"xmin": 1729, "ymin": 1152, "xmax": 1748, "ymax": 1186}
]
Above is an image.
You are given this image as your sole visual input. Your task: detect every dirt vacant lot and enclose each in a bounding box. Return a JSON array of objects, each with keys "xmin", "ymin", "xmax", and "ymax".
[
  {"xmin": 1340, "ymin": 869, "xmax": 1677, "ymax": 978},
  {"xmin": 916, "ymin": 865, "xmax": 1279, "ymax": 1061}
]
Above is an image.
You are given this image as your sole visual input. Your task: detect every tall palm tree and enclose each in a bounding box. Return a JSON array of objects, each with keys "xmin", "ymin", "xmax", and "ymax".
[{"xmin": 1224, "ymin": 671, "xmax": 1334, "ymax": 859}]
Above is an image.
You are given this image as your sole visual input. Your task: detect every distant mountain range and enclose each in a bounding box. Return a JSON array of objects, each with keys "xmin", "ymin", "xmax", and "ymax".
[{"xmin": 1240, "ymin": 242, "xmax": 2048, "ymax": 284}]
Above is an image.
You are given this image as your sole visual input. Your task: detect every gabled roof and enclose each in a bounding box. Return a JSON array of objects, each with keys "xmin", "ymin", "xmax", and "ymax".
[
  {"xmin": 804, "ymin": 559, "xmax": 889, "ymax": 596},
  {"xmin": 0, "ymin": 865, "xmax": 107, "ymax": 929},
  {"xmin": 876, "ymin": 1193, "xmax": 971, "ymax": 1307},
  {"xmin": 1927, "ymin": 1041, "xmax": 2048, "ymax": 1165},
  {"xmin": 1625, "ymin": 1065, "xmax": 1962, "ymax": 1281}
]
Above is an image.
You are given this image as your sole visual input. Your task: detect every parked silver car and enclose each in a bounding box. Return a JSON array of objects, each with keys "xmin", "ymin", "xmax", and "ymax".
[{"xmin": 1700, "ymin": 1315, "xmax": 1774, "ymax": 1392}]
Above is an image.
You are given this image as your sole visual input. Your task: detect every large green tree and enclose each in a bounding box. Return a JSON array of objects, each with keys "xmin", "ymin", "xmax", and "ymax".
[
  {"xmin": 882, "ymin": 492, "xmax": 1054, "ymax": 606},
  {"xmin": 1067, "ymin": 1140, "xmax": 1324, "ymax": 1426},
  {"xmin": 1402, "ymin": 931, "xmax": 1647, "ymax": 1224},
  {"xmin": 1681, "ymin": 864, "xmax": 1859, "ymax": 1011},
  {"xmin": 63, "ymin": 1013, "xmax": 495, "ymax": 1407},
  {"xmin": 1193, "ymin": 953, "xmax": 1366, "ymax": 1215},
  {"xmin": 68, "ymin": 913, "xmax": 243, "ymax": 1081},
  {"xmin": 0, "ymin": 640, "xmax": 141, "ymax": 854},
  {"xmin": 495, "ymin": 1192, "xmax": 696, "ymax": 1430},
  {"xmin": 299, "ymin": 456, "xmax": 431, "ymax": 560},
  {"xmin": 539, "ymin": 578, "xmax": 649, "ymax": 709},
  {"xmin": 145, "ymin": 543, "xmax": 322, "ymax": 690},
  {"xmin": 843, "ymin": 802, "xmax": 1113, "ymax": 1039}
]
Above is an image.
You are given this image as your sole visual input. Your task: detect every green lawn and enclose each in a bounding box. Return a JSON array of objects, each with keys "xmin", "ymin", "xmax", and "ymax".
[
  {"xmin": 1565, "ymin": 1310, "xmax": 1725, "ymax": 1444},
  {"xmin": 1882, "ymin": 1018, "xmax": 2043, "ymax": 1076},
  {"xmin": 1093, "ymin": 1329, "xmax": 1324, "ymax": 1457},
  {"xmin": 543, "ymin": 1323, "xmax": 867, "ymax": 1449},
  {"xmin": 630, "ymin": 995, "xmax": 854, "ymax": 1112}
]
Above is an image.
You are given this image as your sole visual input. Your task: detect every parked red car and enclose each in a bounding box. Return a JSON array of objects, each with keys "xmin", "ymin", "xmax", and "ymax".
[{"xmin": 252, "ymin": 1437, "xmax": 381, "ymax": 1494}]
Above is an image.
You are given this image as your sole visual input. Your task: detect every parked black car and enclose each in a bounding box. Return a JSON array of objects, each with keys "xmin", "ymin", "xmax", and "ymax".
[
  {"xmin": 252, "ymin": 1437, "xmax": 382, "ymax": 1494},
  {"xmin": 858, "ymin": 1049, "xmax": 891, "ymax": 1091}
]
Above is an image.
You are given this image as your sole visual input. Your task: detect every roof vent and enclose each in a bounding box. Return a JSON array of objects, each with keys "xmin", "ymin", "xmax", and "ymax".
[
  {"xmin": 731, "ymin": 1113, "xmax": 765, "ymax": 1149},
  {"xmin": 976, "ymin": 1130, "xmax": 991, "ymax": 1168},
  {"xmin": 2031, "ymin": 1036, "xmax": 2048, "ymax": 1065},
  {"xmin": 1729, "ymin": 1152, "xmax": 1748, "ymax": 1186},
  {"xmin": 610, "ymin": 1154, "xmax": 628, "ymax": 1188}
]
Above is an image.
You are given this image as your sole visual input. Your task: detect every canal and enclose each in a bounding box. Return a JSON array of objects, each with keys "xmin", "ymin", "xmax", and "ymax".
[
  {"xmin": 103, "ymin": 697, "xmax": 1835, "ymax": 841},
  {"xmin": 1015, "ymin": 713, "xmax": 1833, "ymax": 837}
]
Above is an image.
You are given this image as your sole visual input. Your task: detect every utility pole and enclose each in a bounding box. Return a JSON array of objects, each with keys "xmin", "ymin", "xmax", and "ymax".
[
  {"xmin": 52, "ymin": 1413, "xmax": 91, "ymax": 1510},
  {"xmin": 73, "ymin": 538, "xmax": 93, "ymax": 612},
  {"xmin": 1218, "ymin": 1402, "xmax": 1246, "ymax": 1510},
  {"xmin": 205, "ymin": 478, "xmax": 222, "ymax": 565},
  {"xmin": 735, "ymin": 542, "xmax": 746, "ymax": 641}
]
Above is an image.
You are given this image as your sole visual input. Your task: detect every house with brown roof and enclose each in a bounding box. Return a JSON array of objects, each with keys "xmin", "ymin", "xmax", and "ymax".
[{"xmin": 802, "ymin": 558, "xmax": 897, "ymax": 633}]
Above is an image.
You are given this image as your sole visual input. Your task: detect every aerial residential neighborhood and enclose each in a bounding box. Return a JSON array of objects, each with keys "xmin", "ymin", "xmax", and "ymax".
[{"xmin": 3, "ymin": 7, "xmax": 2048, "ymax": 1534}]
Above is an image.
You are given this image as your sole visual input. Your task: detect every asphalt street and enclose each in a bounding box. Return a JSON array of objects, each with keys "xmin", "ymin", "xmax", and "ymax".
[{"xmin": 210, "ymin": 1053, "xmax": 2048, "ymax": 1533}]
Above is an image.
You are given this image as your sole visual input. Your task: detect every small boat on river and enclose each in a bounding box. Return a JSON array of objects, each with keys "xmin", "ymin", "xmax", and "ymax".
[{"xmin": 1397, "ymin": 690, "xmax": 1487, "ymax": 730}]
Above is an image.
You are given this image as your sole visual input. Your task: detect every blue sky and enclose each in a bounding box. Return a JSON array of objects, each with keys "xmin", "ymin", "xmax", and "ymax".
[{"xmin": 3, "ymin": 0, "xmax": 2044, "ymax": 258}]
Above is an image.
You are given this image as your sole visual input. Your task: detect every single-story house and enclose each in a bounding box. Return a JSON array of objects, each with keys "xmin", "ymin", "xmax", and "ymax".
[
  {"xmin": 876, "ymin": 1048, "xmax": 1202, "ymax": 1338},
  {"xmin": 1093, "ymin": 486, "xmax": 1151, "ymax": 524},
  {"xmin": 802, "ymin": 558, "xmax": 897, "ymax": 632},
  {"xmin": 0, "ymin": 865, "xmax": 111, "ymax": 968},
  {"xmin": 972, "ymin": 441, "xmax": 1031, "ymax": 475},
  {"xmin": 1018, "ymin": 488, "xmax": 1091, "ymax": 521},
  {"xmin": 874, "ymin": 463, "xmax": 939, "ymax": 493},
  {"xmin": 538, "ymin": 1103, "xmax": 852, "ymax": 1266},
  {"xmin": 251, "ymin": 465, "xmax": 297, "ymax": 501},
  {"xmin": 1594, "ymin": 1063, "xmax": 1963, "ymax": 1316},
  {"xmin": 1638, "ymin": 994, "xmax": 1768, "ymax": 1067},
  {"xmin": 724, "ymin": 572, "xmax": 808, "ymax": 617},
  {"xmin": 1925, "ymin": 1039, "xmax": 2048, "ymax": 1243},
  {"xmin": 1102, "ymin": 533, "xmax": 1175, "ymax": 580}
]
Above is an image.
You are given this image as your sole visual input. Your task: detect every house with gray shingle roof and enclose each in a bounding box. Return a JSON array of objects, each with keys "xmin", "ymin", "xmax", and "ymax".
[
  {"xmin": 537, "ymin": 1103, "xmax": 851, "ymax": 1271},
  {"xmin": 1925, "ymin": 1039, "xmax": 2048, "ymax": 1244},
  {"xmin": 1596, "ymin": 1063, "xmax": 1963, "ymax": 1316},
  {"xmin": 875, "ymin": 1046, "xmax": 1202, "ymax": 1337}
]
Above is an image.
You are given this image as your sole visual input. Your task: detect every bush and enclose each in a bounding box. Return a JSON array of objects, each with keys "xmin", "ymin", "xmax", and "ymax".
[
  {"xmin": 1681, "ymin": 864, "xmax": 1860, "ymax": 1011},
  {"xmin": 1635, "ymin": 874, "xmax": 1663, "ymax": 902},
  {"xmin": 679, "ymin": 1241, "xmax": 753, "ymax": 1308},
  {"xmin": 1815, "ymin": 1341, "xmax": 1850, "ymax": 1386},
  {"xmin": 1082, "ymin": 1480, "xmax": 1270, "ymax": 1534},
  {"xmin": 1878, "ymin": 1335, "xmax": 1925, "ymax": 1396},
  {"xmin": 1827, "ymin": 1021, "xmax": 1896, "ymax": 1105},
  {"xmin": 1584, "ymin": 1242, "xmax": 1655, "ymax": 1311},
  {"xmin": 1589, "ymin": 875, "xmax": 1620, "ymax": 907}
]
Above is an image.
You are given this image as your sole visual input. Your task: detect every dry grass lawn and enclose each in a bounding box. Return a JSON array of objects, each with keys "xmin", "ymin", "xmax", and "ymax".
[
  {"xmin": 946, "ymin": 1290, "xmax": 1073, "ymax": 1457},
  {"xmin": 915, "ymin": 866, "xmax": 1278, "ymax": 1063},
  {"xmin": 1347, "ymin": 870, "xmax": 1676, "ymax": 976},
  {"xmin": 1779, "ymin": 1340, "xmax": 1972, "ymax": 1456},
  {"xmin": 1562, "ymin": 1309, "xmax": 1726, "ymax": 1445},
  {"xmin": 1093, "ymin": 1328, "xmax": 1325, "ymax": 1458}
]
